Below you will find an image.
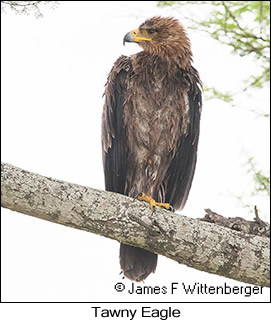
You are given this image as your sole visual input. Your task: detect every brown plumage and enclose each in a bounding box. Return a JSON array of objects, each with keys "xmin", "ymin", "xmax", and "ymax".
[{"xmin": 102, "ymin": 16, "xmax": 202, "ymax": 282}]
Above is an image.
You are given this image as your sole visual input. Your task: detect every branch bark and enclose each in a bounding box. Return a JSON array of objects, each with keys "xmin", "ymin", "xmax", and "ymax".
[
  {"xmin": 200, "ymin": 208, "xmax": 270, "ymax": 238},
  {"xmin": 1, "ymin": 162, "xmax": 270, "ymax": 287}
]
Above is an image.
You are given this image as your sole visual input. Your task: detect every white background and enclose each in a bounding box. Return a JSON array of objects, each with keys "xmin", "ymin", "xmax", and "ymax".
[{"xmin": 1, "ymin": 0, "xmax": 270, "ymax": 321}]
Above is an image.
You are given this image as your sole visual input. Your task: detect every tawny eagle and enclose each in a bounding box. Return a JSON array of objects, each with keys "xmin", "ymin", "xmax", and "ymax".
[{"xmin": 102, "ymin": 16, "xmax": 202, "ymax": 282}]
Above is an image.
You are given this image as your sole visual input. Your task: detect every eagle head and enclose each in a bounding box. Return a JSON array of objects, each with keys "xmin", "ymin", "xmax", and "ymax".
[{"xmin": 123, "ymin": 16, "xmax": 192, "ymax": 67}]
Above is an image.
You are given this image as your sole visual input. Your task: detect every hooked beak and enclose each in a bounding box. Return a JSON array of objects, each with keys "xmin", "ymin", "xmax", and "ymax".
[
  {"xmin": 123, "ymin": 31, "xmax": 135, "ymax": 45},
  {"xmin": 123, "ymin": 29, "xmax": 152, "ymax": 46}
]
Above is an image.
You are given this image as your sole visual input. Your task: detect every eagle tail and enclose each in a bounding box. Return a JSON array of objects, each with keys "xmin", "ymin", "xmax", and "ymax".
[{"xmin": 119, "ymin": 243, "xmax": 157, "ymax": 282}]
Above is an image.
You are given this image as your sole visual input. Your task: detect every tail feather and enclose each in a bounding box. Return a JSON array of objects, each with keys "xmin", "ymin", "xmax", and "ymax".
[{"xmin": 119, "ymin": 243, "xmax": 157, "ymax": 282}]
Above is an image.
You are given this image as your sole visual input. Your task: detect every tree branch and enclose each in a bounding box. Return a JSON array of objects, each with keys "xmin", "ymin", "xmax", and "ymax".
[
  {"xmin": 1, "ymin": 162, "xmax": 270, "ymax": 287},
  {"xmin": 200, "ymin": 208, "xmax": 269, "ymax": 238},
  {"xmin": 1, "ymin": 1, "xmax": 58, "ymax": 18}
]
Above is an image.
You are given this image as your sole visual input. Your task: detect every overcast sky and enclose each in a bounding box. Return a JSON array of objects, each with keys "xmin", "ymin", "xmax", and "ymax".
[{"xmin": 1, "ymin": 1, "xmax": 270, "ymax": 321}]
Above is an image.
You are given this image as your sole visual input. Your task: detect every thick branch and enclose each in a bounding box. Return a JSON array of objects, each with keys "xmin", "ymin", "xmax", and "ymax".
[{"xmin": 1, "ymin": 162, "xmax": 270, "ymax": 287}]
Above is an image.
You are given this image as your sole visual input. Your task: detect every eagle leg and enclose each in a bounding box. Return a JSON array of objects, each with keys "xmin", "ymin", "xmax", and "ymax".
[{"xmin": 137, "ymin": 192, "xmax": 173, "ymax": 211}]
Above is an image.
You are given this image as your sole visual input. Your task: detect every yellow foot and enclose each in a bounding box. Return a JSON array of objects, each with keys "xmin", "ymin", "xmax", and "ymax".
[{"xmin": 137, "ymin": 192, "xmax": 172, "ymax": 211}]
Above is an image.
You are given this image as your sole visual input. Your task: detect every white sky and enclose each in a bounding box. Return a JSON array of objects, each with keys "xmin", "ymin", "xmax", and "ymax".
[{"xmin": 1, "ymin": 0, "xmax": 270, "ymax": 321}]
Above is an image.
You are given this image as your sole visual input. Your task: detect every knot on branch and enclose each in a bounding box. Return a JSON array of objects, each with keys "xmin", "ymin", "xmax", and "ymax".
[{"xmin": 201, "ymin": 208, "xmax": 269, "ymax": 238}]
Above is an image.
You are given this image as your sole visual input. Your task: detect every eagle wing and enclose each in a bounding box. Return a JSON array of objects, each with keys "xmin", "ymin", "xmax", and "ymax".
[
  {"xmin": 163, "ymin": 68, "xmax": 202, "ymax": 210},
  {"xmin": 102, "ymin": 56, "xmax": 130, "ymax": 194}
]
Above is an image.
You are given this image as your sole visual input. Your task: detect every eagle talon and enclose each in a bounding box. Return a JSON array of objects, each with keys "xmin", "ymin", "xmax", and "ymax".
[
  {"xmin": 134, "ymin": 192, "xmax": 143, "ymax": 201},
  {"xmin": 137, "ymin": 192, "xmax": 172, "ymax": 212},
  {"xmin": 169, "ymin": 205, "xmax": 175, "ymax": 212}
]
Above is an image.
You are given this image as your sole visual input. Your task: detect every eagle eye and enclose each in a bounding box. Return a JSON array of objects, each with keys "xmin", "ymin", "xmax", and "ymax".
[{"xmin": 148, "ymin": 29, "xmax": 157, "ymax": 34}]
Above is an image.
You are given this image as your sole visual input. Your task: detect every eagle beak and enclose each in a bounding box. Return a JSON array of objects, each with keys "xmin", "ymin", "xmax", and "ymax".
[
  {"xmin": 123, "ymin": 31, "xmax": 135, "ymax": 45},
  {"xmin": 123, "ymin": 29, "xmax": 152, "ymax": 46}
]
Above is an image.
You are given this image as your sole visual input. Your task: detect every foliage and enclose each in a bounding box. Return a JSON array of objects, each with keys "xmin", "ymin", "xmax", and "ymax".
[
  {"xmin": 1, "ymin": 1, "xmax": 58, "ymax": 18},
  {"xmin": 236, "ymin": 156, "xmax": 270, "ymax": 216},
  {"xmin": 203, "ymin": 86, "xmax": 233, "ymax": 102},
  {"xmin": 246, "ymin": 157, "xmax": 270, "ymax": 197},
  {"xmin": 157, "ymin": 1, "xmax": 270, "ymax": 95}
]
